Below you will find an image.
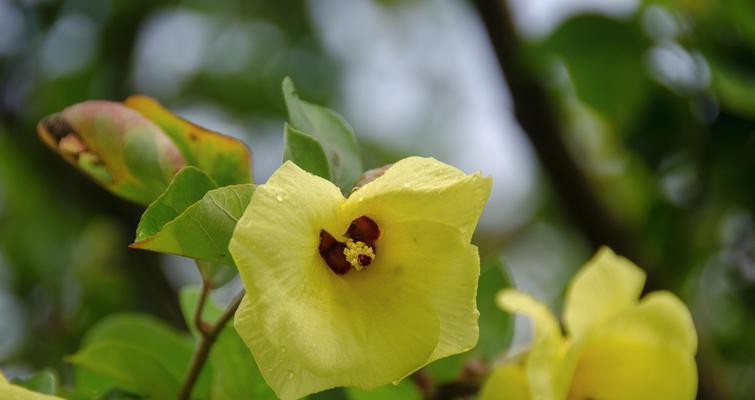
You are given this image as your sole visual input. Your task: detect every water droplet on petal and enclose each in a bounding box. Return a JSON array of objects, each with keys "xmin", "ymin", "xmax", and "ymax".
[
  {"xmin": 275, "ymin": 192, "xmax": 286, "ymax": 202},
  {"xmin": 267, "ymin": 367, "xmax": 273, "ymax": 372},
  {"xmin": 402, "ymin": 182, "xmax": 411, "ymax": 188},
  {"xmin": 287, "ymin": 371, "xmax": 294, "ymax": 380},
  {"xmin": 281, "ymin": 346, "xmax": 287, "ymax": 353}
]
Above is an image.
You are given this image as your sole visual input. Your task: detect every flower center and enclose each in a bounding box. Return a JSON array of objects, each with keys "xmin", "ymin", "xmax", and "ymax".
[
  {"xmin": 319, "ymin": 216, "xmax": 380, "ymax": 275},
  {"xmin": 343, "ymin": 239, "xmax": 375, "ymax": 270}
]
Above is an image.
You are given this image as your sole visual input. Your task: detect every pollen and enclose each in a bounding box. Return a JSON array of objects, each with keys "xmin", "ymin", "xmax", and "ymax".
[{"xmin": 343, "ymin": 239, "xmax": 375, "ymax": 271}]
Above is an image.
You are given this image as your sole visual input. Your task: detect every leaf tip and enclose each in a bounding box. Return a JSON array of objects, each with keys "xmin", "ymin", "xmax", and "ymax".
[{"xmin": 281, "ymin": 76, "xmax": 296, "ymax": 94}]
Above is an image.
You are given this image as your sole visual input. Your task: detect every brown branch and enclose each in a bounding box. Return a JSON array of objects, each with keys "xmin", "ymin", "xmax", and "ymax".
[
  {"xmin": 176, "ymin": 282, "xmax": 245, "ymax": 400},
  {"xmin": 192, "ymin": 279, "xmax": 211, "ymax": 335},
  {"xmin": 470, "ymin": 0, "xmax": 656, "ymax": 288}
]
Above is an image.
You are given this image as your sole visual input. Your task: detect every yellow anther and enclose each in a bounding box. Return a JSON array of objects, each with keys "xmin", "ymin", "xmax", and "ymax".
[{"xmin": 343, "ymin": 239, "xmax": 375, "ymax": 271}]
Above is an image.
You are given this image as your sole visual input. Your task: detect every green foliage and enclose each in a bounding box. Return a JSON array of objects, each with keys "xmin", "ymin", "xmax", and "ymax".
[
  {"xmin": 542, "ymin": 15, "xmax": 652, "ymax": 125},
  {"xmin": 131, "ymin": 167, "xmax": 255, "ymax": 267},
  {"xmin": 282, "ymin": 77, "xmax": 363, "ymax": 192},
  {"xmin": 36, "ymin": 101, "xmax": 186, "ymax": 205},
  {"xmin": 12, "ymin": 369, "xmax": 59, "ymax": 395},
  {"xmin": 70, "ymin": 343, "xmax": 181, "ymax": 399},
  {"xmin": 67, "ymin": 314, "xmax": 205, "ymax": 399},
  {"xmin": 426, "ymin": 258, "xmax": 514, "ymax": 382},
  {"xmin": 284, "ymin": 123, "xmax": 332, "ymax": 180},
  {"xmin": 124, "ymin": 95, "xmax": 253, "ymax": 186},
  {"xmin": 476, "ymin": 258, "xmax": 515, "ymax": 358},
  {"xmin": 135, "ymin": 167, "xmax": 218, "ymax": 240},
  {"xmin": 707, "ymin": 54, "xmax": 755, "ymax": 118},
  {"xmin": 36, "ymin": 95, "xmax": 252, "ymax": 206}
]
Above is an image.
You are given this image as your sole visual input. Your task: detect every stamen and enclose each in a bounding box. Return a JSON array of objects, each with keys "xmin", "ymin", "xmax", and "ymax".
[
  {"xmin": 319, "ymin": 216, "xmax": 380, "ymax": 275},
  {"xmin": 343, "ymin": 239, "xmax": 375, "ymax": 271}
]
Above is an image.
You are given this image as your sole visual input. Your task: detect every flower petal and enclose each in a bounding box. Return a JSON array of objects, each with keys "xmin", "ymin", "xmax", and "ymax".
[
  {"xmin": 235, "ymin": 275, "xmax": 439, "ymax": 399},
  {"xmin": 344, "ymin": 157, "xmax": 492, "ymax": 241},
  {"xmin": 567, "ymin": 290, "xmax": 697, "ymax": 400},
  {"xmin": 563, "ymin": 247, "xmax": 646, "ymax": 339},
  {"xmin": 496, "ymin": 290, "xmax": 566, "ymax": 400},
  {"xmin": 567, "ymin": 331, "xmax": 697, "ymax": 400},
  {"xmin": 368, "ymin": 220, "xmax": 481, "ymax": 365},
  {"xmin": 606, "ymin": 291, "xmax": 698, "ymax": 353},
  {"xmin": 231, "ymin": 161, "xmax": 440, "ymax": 399},
  {"xmin": 480, "ymin": 364, "xmax": 531, "ymax": 400}
]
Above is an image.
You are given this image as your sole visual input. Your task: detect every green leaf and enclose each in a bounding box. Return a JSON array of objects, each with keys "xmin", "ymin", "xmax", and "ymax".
[
  {"xmin": 707, "ymin": 53, "xmax": 755, "ymax": 118},
  {"xmin": 68, "ymin": 314, "xmax": 204, "ymax": 399},
  {"xmin": 12, "ymin": 369, "xmax": 58, "ymax": 395},
  {"xmin": 179, "ymin": 286, "xmax": 276, "ymax": 400},
  {"xmin": 425, "ymin": 353, "xmax": 466, "ymax": 383},
  {"xmin": 135, "ymin": 167, "xmax": 218, "ymax": 241},
  {"xmin": 476, "ymin": 257, "xmax": 515, "ymax": 358},
  {"xmin": 282, "ymin": 77, "xmax": 363, "ymax": 192},
  {"xmin": 131, "ymin": 168, "xmax": 254, "ymax": 265},
  {"xmin": 68, "ymin": 342, "xmax": 181, "ymax": 400},
  {"xmin": 542, "ymin": 15, "xmax": 651, "ymax": 125},
  {"xmin": 284, "ymin": 123, "xmax": 332, "ymax": 180},
  {"xmin": 197, "ymin": 259, "xmax": 239, "ymax": 288},
  {"xmin": 70, "ymin": 367, "xmax": 124, "ymax": 400},
  {"xmin": 346, "ymin": 381, "xmax": 421, "ymax": 400},
  {"xmin": 125, "ymin": 95, "xmax": 253, "ymax": 186}
]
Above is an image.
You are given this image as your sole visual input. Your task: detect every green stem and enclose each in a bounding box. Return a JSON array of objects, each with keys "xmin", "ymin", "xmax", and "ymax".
[{"xmin": 176, "ymin": 276, "xmax": 245, "ymax": 400}]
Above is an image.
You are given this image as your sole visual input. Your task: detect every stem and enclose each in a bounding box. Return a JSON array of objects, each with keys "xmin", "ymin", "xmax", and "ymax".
[
  {"xmin": 193, "ymin": 279, "xmax": 211, "ymax": 335},
  {"xmin": 177, "ymin": 280, "xmax": 245, "ymax": 400}
]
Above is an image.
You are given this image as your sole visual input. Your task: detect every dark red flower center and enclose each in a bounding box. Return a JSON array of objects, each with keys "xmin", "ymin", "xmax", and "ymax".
[{"xmin": 319, "ymin": 216, "xmax": 380, "ymax": 275}]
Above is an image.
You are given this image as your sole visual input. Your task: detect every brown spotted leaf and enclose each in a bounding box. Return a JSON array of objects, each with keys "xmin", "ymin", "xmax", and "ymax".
[
  {"xmin": 124, "ymin": 95, "xmax": 252, "ymax": 187},
  {"xmin": 37, "ymin": 101, "xmax": 186, "ymax": 205}
]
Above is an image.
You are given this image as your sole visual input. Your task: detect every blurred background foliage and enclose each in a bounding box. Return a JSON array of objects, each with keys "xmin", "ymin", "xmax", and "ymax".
[{"xmin": 0, "ymin": 0, "xmax": 753, "ymax": 398}]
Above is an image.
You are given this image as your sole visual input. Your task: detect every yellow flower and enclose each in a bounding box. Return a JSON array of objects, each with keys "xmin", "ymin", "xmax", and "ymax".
[
  {"xmin": 230, "ymin": 157, "xmax": 491, "ymax": 399},
  {"xmin": 0, "ymin": 372, "xmax": 62, "ymax": 400},
  {"xmin": 480, "ymin": 247, "xmax": 698, "ymax": 400}
]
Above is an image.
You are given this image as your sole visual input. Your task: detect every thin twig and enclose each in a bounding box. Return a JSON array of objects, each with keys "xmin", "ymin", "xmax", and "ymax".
[
  {"xmin": 193, "ymin": 278, "xmax": 211, "ymax": 335},
  {"xmin": 176, "ymin": 280, "xmax": 245, "ymax": 400}
]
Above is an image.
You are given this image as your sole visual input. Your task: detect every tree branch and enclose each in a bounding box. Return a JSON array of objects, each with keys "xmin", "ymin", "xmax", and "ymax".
[{"xmin": 470, "ymin": 0, "xmax": 656, "ymax": 288}]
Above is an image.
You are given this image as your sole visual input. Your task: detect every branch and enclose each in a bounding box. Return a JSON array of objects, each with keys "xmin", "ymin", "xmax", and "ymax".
[
  {"xmin": 470, "ymin": 0, "xmax": 656, "ymax": 288},
  {"xmin": 177, "ymin": 281, "xmax": 245, "ymax": 400}
]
